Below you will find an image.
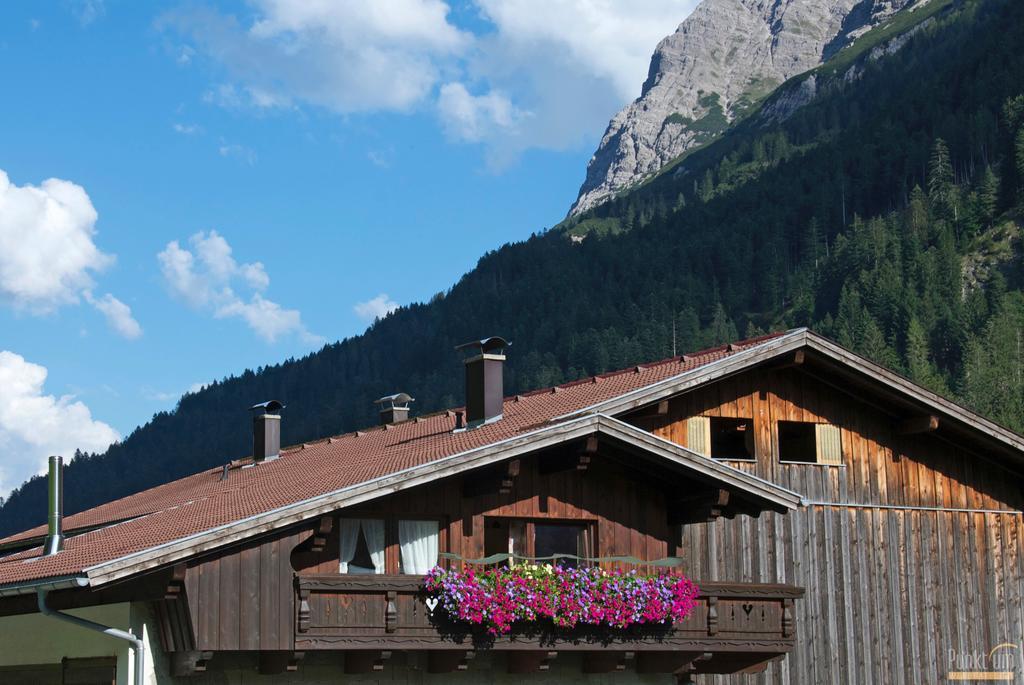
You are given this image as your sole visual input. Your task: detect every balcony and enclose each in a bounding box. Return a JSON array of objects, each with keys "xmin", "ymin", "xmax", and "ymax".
[{"xmin": 295, "ymin": 574, "xmax": 802, "ymax": 675}]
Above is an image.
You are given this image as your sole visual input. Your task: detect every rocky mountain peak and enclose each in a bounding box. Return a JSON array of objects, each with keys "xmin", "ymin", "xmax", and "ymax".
[{"xmin": 569, "ymin": 0, "xmax": 917, "ymax": 216}]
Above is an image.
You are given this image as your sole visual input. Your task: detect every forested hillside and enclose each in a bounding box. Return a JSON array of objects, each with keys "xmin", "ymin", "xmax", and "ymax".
[{"xmin": 2, "ymin": 0, "xmax": 1023, "ymax": 536}]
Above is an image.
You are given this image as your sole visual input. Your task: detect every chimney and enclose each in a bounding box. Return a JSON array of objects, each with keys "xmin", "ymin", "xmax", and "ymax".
[
  {"xmin": 455, "ymin": 336, "xmax": 509, "ymax": 427},
  {"xmin": 251, "ymin": 400, "xmax": 284, "ymax": 462},
  {"xmin": 43, "ymin": 456, "xmax": 64, "ymax": 556},
  {"xmin": 374, "ymin": 393, "xmax": 414, "ymax": 425}
]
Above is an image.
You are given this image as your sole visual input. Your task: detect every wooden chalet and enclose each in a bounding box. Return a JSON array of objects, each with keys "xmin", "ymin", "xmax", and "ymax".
[{"xmin": 0, "ymin": 329, "xmax": 1020, "ymax": 684}]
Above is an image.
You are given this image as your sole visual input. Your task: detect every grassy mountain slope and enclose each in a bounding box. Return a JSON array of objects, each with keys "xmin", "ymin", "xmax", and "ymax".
[{"xmin": 2, "ymin": 0, "xmax": 1023, "ymax": 536}]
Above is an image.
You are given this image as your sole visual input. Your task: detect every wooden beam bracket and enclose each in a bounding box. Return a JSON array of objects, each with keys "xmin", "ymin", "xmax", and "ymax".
[
  {"xmin": 582, "ymin": 650, "xmax": 636, "ymax": 673},
  {"xmin": 258, "ymin": 651, "xmax": 305, "ymax": 675},
  {"xmin": 427, "ymin": 650, "xmax": 476, "ymax": 673},
  {"xmin": 310, "ymin": 516, "xmax": 334, "ymax": 553},
  {"xmin": 344, "ymin": 650, "xmax": 392, "ymax": 674},
  {"xmin": 164, "ymin": 563, "xmax": 187, "ymax": 600},
  {"xmin": 896, "ymin": 415, "xmax": 940, "ymax": 435},
  {"xmin": 463, "ymin": 458, "xmax": 521, "ymax": 497},
  {"xmin": 170, "ymin": 651, "xmax": 213, "ymax": 678},
  {"xmin": 507, "ymin": 650, "xmax": 557, "ymax": 674},
  {"xmin": 668, "ymin": 489, "xmax": 731, "ymax": 525}
]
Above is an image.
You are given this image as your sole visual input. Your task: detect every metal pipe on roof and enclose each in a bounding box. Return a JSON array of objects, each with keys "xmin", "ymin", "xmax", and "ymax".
[
  {"xmin": 36, "ymin": 588, "xmax": 145, "ymax": 685},
  {"xmin": 42, "ymin": 456, "xmax": 64, "ymax": 556}
]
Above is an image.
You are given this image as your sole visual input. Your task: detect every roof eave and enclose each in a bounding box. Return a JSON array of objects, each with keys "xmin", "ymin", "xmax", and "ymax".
[
  {"xmin": 0, "ymin": 574, "xmax": 89, "ymax": 598},
  {"xmin": 551, "ymin": 328, "xmax": 810, "ymax": 421},
  {"xmin": 75, "ymin": 413, "xmax": 800, "ymax": 590}
]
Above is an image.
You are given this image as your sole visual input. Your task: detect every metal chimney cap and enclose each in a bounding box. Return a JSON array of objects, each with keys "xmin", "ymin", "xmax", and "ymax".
[
  {"xmin": 374, "ymin": 393, "xmax": 414, "ymax": 408},
  {"xmin": 250, "ymin": 400, "xmax": 285, "ymax": 414},
  {"xmin": 455, "ymin": 336, "xmax": 510, "ymax": 354}
]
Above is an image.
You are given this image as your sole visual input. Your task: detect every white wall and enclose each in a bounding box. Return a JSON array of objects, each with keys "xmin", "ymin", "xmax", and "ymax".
[{"xmin": 0, "ymin": 602, "xmax": 132, "ymax": 683}]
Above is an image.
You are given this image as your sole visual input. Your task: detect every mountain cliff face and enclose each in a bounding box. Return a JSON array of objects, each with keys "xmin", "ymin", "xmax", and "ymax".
[{"xmin": 569, "ymin": 0, "xmax": 916, "ymax": 215}]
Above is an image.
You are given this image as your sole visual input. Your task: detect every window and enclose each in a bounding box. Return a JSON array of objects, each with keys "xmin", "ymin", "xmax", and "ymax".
[
  {"xmin": 398, "ymin": 520, "xmax": 440, "ymax": 575},
  {"xmin": 339, "ymin": 518, "xmax": 385, "ymax": 574},
  {"xmin": 534, "ymin": 523, "xmax": 589, "ymax": 568},
  {"xmin": 778, "ymin": 421, "xmax": 843, "ymax": 464},
  {"xmin": 709, "ymin": 417, "xmax": 755, "ymax": 460},
  {"xmin": 484, "ymin": 518, "xmax": 593, "ymax": 566}
]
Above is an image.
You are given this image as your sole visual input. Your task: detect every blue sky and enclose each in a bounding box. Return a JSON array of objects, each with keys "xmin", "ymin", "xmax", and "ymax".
[{"xmin": 0, "ymin": 0, "xmax": 696, "ymax": 496}]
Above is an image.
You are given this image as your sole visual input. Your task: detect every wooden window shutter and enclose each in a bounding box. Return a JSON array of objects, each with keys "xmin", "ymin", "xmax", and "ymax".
[
  {"xmin": 686, "ymin": 416, "xmax": 711, "ymax": 457},
  {"xmin": 815, "ymin": 423, "xmax": 843, "ymax": 465}
]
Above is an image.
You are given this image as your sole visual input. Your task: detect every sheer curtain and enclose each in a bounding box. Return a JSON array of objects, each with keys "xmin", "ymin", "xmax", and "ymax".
[
  {"xmin": 362, "ymin": 519, "xmax": 386, "ymax": 575},
  {"xmin": 338, "ymin": 519, "xmax": 360, "ymax": 574},
  {"xmin": 399, "ymin": 520, "xmax": 439, "ymax": 575},
  {"xmin": 339, "ymin": 518, "xmax": 386, "ymax": 574}
]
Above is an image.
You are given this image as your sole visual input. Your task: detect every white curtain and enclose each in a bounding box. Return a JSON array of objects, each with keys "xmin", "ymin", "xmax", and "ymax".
[
  {"xmin": 399, "ymin": 520, "xmax": 439, "ymax": 575},
  {"xmin": 338, "ymin": 519, "xmax": 360, "ymax": 574},
  {"xmin": 339, "ymin": 518, "xmax": 385, "ymax": 574},
  {"xmin": 362, "ymin": 518, "xmax": 386, "ymax": 575}
]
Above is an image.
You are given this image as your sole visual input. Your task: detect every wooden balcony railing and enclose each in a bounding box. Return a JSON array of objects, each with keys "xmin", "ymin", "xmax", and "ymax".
[{"xmin": 294, "ymin": 574, "xmax": 802, "ymax": 673}]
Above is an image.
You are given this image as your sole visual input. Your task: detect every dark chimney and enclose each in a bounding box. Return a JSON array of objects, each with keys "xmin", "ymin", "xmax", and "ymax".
[
  {"xmin": 374, "ymin": 393, "xmax": 414, "ymax": 425},
  {"xmin": 456, "ymin": 336, "xmax": 509, "ymax": 427},
  {"xmin": 251, "ymin": 400, "xmax": 284, "ymax": 462},
  {"xmin": 43, "ymin": 455, "xmax": 64, "ymax": 555}
]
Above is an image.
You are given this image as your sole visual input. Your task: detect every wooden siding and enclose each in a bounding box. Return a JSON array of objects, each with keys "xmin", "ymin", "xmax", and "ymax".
[
  {"xmin": 294, "ymin": 452, "xmax": 679, "ymax": 576},
  {"xmin": 638, "ymin": 368, "xmax": 1023, "ymax": 511},
  {"xmin": 635, "ymin": 367, "xmax": 1024, "ymax": 684},
  {"xmin": 181, "ymin": 529, "xmax": 306, "ymax": 652}
]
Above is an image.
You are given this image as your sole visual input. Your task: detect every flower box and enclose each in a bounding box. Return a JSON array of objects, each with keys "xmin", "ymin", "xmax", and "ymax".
[{"xmin": 424, "ymin": 564, "xmax": 699, "ymax": 636}]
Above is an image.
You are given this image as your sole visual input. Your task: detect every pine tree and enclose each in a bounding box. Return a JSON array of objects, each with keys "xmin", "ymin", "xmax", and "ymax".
[
  {"xmin": 905, "ymin": 317, "xmax": 947, "ymax": 393},
  {"xmin": 1016, "ymin": 128, "xmax": 1024, "ymax": 192},
  {"xmin": 978, "ymin": 166, "xmax": 999, "ymax": 227},
  {"xmin": 928, "ymin": 139, "xmax": 956, "ymax": 220},
  {"xmin": 705, "ymin": 303, "xmax": 738, "ymax": 346}
]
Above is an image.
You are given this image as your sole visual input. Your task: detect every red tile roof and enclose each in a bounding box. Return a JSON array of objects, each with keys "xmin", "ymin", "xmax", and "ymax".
[{"xmin": 0, "ymin": 333, "xmax": 786, "ymax": 589}]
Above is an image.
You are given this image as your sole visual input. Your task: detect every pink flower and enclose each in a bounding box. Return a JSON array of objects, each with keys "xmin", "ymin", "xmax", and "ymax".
[{"xmin": 423, "ymin": 565, "xmax": 699, "ymax": 634}]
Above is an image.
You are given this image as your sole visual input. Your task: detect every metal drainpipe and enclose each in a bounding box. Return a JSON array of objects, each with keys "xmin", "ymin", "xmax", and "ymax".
[{"xmin": 36, "ymin": 589, "xmax": 145, "ymax": 685}]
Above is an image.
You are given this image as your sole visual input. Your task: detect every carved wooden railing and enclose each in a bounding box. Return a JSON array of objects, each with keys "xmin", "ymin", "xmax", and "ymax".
[{"xmin": 294, "ymin": 574, "xmax": 803, "ymax": 659}]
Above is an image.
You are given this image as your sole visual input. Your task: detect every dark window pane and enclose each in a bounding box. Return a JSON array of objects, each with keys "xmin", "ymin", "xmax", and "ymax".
[
  {"xmin": 534, "ymin": 523, "xmax": 584, "ymax": 567},
  {"xmin": 778, "ymin": 421, "xmax": 817, "ymax": 462},
  {"xmin": 710, "ymin": 417, "xmax": 755, "ymax": 459},
  {"xmin": 349, "ymin": 527, "xmax": 375, "ymax": 573}
]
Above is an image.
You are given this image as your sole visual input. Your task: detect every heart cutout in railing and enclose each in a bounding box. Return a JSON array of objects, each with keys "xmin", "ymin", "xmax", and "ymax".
[
  {"xmin": 742, "ymin": 603, "xmax": 754, "ymax": 616},
  {"xmin": 425, "ymin": 597, "xmax": 439, "ymax": 613}
]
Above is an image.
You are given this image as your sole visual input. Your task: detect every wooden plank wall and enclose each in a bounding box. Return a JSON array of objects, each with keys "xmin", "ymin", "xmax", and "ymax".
[
  {"xmin": 639, "ymin": 368, "xmax": 1024, "ymax": 684},
  {"xmin": 681, "ymin": 508, "xmax": 1024, "ymax": 685},
  {"xmin": 296, "ymin": 454, "xmax": 677, "ymax": 576},
  {"xmin": 183, "ymin": 529, "xmax": 306, "ymax": 652}
]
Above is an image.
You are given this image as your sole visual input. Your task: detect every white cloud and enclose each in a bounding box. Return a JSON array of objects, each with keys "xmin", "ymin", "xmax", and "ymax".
[
  {"xmin": 160, "ymin": 0, "xmax": 470, "ymax": 114},
  {"xmin": 0, "ymin": 350, "xmax": 119, "ymax": 497},
  {"xmin": 475, "ymin": 1, "xmax": 695, "ymax": 101},
  {"xmin": 0, "ymin": 169, "xmax": 140, "ymax": 336},
  {"xmin": 172, "ymin": 122, "xmax": 203, "ymax": 135},
  {"xmin": 83, "ymin": 291, "xmax": 142, "ymax": 340},
  {"xmin": 437, "ymin": 83, "xmax": 528, "ymax": 143},
  {"xmin": 354, "ymin": 293, "xmax": 399, "ymax": 322},
  {"xmin": 161, "ymin": 1, "xmax": 696, "ymax": 164},
  {"xmin": 218, "ymin": 141, "xmax": 258, "ymax": 165},
  {"xmin": 449, "ymin": 0, "xmax": 698, "ymax": 166},
  {"xmin": 69, "ymin": 0, "xmax": 105, "ymax": 26},
  {"xmin": 0, "ymin": 169, "xmax": 112, "ymax": 312},
  {"xmin": 158, "ymin": 230, "xmax": 317, "ymax": 343}
]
